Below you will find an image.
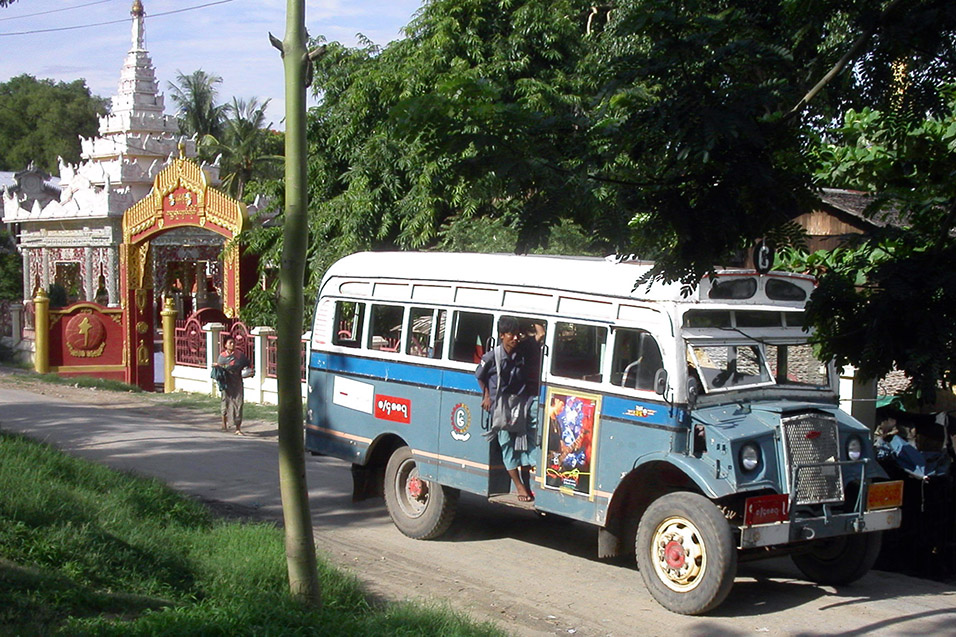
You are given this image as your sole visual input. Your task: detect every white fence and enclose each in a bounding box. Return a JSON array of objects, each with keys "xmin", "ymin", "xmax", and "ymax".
[{"xmin": 171, "ymin": 322, "xmax": 309, "ymax": 405}]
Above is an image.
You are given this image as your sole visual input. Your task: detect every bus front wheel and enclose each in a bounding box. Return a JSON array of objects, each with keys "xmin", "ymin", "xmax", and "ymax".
[
  {"xmin": 635, "ymin": 492, "xmax": 737, "ymax": 615},
  {"xmin": 384, "ymin": 446, "xmax": 459, "ymax": 540}
]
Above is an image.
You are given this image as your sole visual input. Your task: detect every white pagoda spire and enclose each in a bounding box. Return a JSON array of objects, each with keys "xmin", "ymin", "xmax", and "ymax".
[
  {"xmin": 101, "ymin": 0, "xmax": 170, "ymax": 138},
  {"xmin": 131, "ymin": 0, "xmax": 146, "ymax": 52},
  {"xmin": 3, "ymin": 0, "xmax": 215, "ymax": 223}
]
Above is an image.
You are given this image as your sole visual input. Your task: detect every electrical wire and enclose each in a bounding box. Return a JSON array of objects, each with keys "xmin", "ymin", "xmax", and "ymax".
[
  {"xmin": 0, "ymin": 0, "xmax": 236, "ymax": 36},
  {"xmin": 0, "ymin": 0, "xmax": 114, "ymax": 23}
]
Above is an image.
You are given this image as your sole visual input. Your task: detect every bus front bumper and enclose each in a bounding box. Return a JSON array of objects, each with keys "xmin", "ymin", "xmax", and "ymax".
[{"xmin": 739, "ymin": 507, "xmax": 901, "ymax": 549}]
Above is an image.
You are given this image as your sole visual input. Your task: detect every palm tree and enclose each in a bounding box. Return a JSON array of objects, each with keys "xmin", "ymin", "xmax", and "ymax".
[
  {"xmin": 202, "ymin": 97, "xmax": 281, "ymax": 200},
  {"xmin": 167, "ymin": 69, "xmax": 227, "ymax": 141}
]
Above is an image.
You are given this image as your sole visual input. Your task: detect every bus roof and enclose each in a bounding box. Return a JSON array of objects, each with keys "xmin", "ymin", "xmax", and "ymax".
[{"xmin": 321, "ymin": 252, "xmax": 815, "ymax": 307}]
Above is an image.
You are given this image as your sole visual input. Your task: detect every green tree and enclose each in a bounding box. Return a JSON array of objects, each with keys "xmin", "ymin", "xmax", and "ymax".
[
  {"xmin": 0, "ymin": 230, "xmax": 21, "ymax": 301},
  {"xmin": 298, "ymin": 1, "xmax": 956, "ymax": 280},
  {"xmin": 201, "ymin": 97, "xmax": 281, "ymax": 200},
  {"xmin": 246, "ymin": 0, "xmax": 956, "ymax": 326},
  {"xmin": 284, "ymin": 0, "xmax": 609, "ymax": 299},
  {"xmin": 0, "ymin": 75, "xmax": 106, "ymax": 172},
  {"xmin": 787, "ymin": 88, "xmax": 956, "ymax": 401},
  {"xmin": 437, "ymin": 216, "xmax": 600, "ymax": 256},
  {"xmin": 167, "ymin": 70, "xmax": 226, "ymax": 142}
]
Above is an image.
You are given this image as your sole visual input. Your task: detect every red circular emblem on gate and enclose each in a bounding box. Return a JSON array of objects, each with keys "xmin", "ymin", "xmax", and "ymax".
[{"xmin": 65, "ymin": 313, "xmax": 107, "ymax": 353}]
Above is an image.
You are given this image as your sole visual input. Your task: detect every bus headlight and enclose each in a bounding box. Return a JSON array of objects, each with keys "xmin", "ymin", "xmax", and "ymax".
[
  {"xmin": 846, "ymin": 436, "xmax": 863, "ymax": 461},
  {"xmin": 740, "ymin": 443, "xmax": 760, "ymax": 472}
]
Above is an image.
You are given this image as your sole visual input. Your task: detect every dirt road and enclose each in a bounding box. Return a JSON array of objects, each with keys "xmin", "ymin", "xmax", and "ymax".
[{"xmin": 1, "ymin": 373, "xmax": 954, "ymax": 636}]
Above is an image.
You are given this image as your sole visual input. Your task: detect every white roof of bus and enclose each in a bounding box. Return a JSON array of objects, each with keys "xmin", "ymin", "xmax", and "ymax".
[{"xmin": 321, "ymin": 252, "xmax": 814, "ymax": 305}]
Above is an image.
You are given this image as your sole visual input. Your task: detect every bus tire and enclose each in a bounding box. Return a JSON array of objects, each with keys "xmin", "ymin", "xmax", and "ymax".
[
  {"xmin": 791, "ymin": 531, "xmax": 882, "ymax": 586},
  {"xmin": 635, "ymin": 492, "xmax": 737, "ymax": 615},
  {"xmin": 384, "ymin": 446, "xmax": 459, "ymax": 540}
]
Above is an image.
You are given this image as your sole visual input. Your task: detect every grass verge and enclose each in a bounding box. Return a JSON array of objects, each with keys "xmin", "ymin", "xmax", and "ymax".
[
  {"xmin": 0, "ymin": 431, "xmax": 502, "ymax": 636},
  {"xmin": 30, "ymin": 372, "xmax": 144, "ymax": 393},
  {"xmin": 152, "ymin": 390, "xmax": 280, "ymax": 423},
  {"xmin": 1, "ymin": 366, "xmax": 280, "ymax": 424}
]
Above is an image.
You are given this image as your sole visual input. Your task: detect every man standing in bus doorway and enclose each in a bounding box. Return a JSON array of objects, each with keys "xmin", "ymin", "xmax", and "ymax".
[
  {"xmin": 213, "ymin": 336, "xmax": 251, "ymax": 435},
  {"xmin": 476, "ymin": 316, "xmax": 546, "ymax": 502}
]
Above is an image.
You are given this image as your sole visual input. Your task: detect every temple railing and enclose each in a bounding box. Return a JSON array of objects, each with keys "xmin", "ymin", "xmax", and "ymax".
[
  {"xmin": 264, "ymin": 334, "xmax": 307, "ymax": 381},
  {"xmin": 170, "ymin": 312, "xmax": 310, "ymax": 404}
]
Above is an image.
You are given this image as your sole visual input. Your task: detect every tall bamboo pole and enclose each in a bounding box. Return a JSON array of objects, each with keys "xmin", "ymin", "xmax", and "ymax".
[{"xmin": 272, "ymin": 0, "xmax": 321, "ymax": 606}]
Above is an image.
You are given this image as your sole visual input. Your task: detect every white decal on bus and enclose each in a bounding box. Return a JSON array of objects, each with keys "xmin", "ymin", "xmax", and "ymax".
[{"xmin": 332, "ymin": 376, "xmax": 374, "ymax": 414}]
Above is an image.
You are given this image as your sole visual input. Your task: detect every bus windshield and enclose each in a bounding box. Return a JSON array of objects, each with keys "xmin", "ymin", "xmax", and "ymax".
[{"xmin": 687, "ymin": 341, "xmax": 831, "ymax": 394}]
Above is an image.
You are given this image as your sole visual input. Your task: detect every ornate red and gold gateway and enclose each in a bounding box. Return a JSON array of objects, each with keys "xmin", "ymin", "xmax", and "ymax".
[{"xmin": 120, "ymin": 157, "xmax": 246, "ymax": 389}]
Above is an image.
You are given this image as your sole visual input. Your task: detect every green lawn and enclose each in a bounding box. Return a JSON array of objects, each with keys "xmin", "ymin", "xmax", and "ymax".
[
  {"xmin": 0, "ymin": 431, "xmax": 503, "ymax": 636},
  {"xmin": 10, "ymin": 370, "xmax": 280, "ymax": 423}
]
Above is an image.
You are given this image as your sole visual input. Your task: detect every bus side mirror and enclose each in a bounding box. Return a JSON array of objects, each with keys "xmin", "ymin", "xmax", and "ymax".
[{"xmin": 654, "ymin": 369, "xmax": 668, "ymax": 396}]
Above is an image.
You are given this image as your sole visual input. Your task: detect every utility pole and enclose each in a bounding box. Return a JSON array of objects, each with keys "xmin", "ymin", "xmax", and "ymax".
[{"xmin": 270, "ymin": 0, "xmax": 322, "ymax": 606}]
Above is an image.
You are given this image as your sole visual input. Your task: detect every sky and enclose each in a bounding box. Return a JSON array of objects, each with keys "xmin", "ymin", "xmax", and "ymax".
[{"xmin": 0, "ymin": 0, "xmax": 425, "ymax": 129}]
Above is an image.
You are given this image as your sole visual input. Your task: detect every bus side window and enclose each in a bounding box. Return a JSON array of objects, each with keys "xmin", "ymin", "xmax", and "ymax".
[
  {"xmin": 611, "ymin": 328, "xmax": 664, "ymax": 391},
  {"xmin": 551, "ymin": 322, "xmax": 607, "ymax": 382},
  {"xmin": 450, "ymin": 311, "xmax": 493, "ymax": 363},
  {"xmin": 432, "ymin": 310, "xmax": 447, "ymax": 359},
  {"xmin": 407, "ymin": 307, "xmax": 447, "ymax": 359},
  {"xmin": 368, "ymin": 304, "xmax": 404, "ymax": 352},
  {"xmin": 332, "ymin": 301, "xmax": 364, "ymax": 348}
]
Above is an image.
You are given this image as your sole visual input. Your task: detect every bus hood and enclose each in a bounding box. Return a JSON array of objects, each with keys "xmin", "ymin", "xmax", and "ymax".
[{"xmin": 690, "ymin": 400, "xmax": 850, "ymax": 437}]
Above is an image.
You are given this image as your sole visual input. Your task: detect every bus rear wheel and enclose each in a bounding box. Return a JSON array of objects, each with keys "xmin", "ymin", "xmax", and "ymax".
[
  {"xmin": 384, "ymin": 445, "xmax": 459, "ymax": 540},
  {"xmin": 791, "ymin": 531, "xmax": 882, "ymax": 585},
  {"xmin": 635, "ymin": 492, "xmax": 737, "ymax": 615}
]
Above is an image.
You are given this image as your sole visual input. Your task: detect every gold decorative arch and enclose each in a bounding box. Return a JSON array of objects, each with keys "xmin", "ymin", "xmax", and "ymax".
[{"xmin": 120, "ymin": 157, "xmax": 247, "ymax": 389}]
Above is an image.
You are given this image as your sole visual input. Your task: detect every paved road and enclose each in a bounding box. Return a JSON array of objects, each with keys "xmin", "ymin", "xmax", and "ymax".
[{"xmin": 2, "ymin": 376, "xmax": 955, "ymax": 636}]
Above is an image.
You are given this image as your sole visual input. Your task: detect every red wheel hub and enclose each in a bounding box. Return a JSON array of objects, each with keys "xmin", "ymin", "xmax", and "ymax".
[
  {"xmin": 406, "ymin": 476, "xmax": 424, "ymax": 500},
  {"xmin": 664, "ymin": 540, "xmax": 686, "ymax": 569}
]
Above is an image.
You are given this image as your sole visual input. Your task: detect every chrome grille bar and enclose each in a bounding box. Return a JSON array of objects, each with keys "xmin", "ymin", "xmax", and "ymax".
[{"xmin": 781, "ymin": 412, "xmax": 844, "ymax": 505}]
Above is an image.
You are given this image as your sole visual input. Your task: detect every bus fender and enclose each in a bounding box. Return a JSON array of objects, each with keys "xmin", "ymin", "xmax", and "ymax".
[
  {"xmin": 631, "ymin": 452, "xmax": 737, "ymax": 500},
  {"xmin": 350, "ymin": 433, "xmax": 407, "ymax": 501},
  {"xmin": 598, "ymin": 453, "xmax": 735, "ymax": 559}
]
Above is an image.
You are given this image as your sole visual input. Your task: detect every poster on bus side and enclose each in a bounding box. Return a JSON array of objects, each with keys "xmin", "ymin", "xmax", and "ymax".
[{"xmin": 542, "ymin": 388, "xmax": 601, "ymax": 497}]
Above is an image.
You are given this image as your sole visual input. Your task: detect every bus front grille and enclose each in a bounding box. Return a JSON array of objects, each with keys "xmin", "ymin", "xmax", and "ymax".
[{"xmin": 781, "ymin": 412, "xmax": 844, "ymax": 506}]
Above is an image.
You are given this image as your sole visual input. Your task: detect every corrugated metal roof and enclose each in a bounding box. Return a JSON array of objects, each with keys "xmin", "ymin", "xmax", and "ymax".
[{"xmin": 818, "ymin": 188, "xmax": 905, "ymax": 228}]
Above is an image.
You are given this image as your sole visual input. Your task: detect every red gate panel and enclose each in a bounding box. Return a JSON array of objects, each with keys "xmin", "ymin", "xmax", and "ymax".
[{"xmin": 48, "ymin": 303, "xmax": 125, "ymax": 381}]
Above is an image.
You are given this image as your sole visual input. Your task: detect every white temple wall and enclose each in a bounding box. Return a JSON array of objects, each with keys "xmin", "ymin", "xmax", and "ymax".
[
  {"xmin": 18, "ymin": 221, "xmax": 122, "ymax": 306},
  {"xmin": 21, "ymin": 250, "xmax": 31, "ymax": 300},
  {"xmin": 40, "ymin": 249, "xmax": 50, "ymax": 292},
  {"xmin": 84, "ymin": 248, "xmax": 93, "ymax": 302}
]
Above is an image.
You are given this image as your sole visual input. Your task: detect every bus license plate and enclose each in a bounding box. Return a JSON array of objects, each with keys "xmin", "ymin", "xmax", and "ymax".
[{"xmin": 743, "ymin": 493, "xmax": 790, "ymax": 526}]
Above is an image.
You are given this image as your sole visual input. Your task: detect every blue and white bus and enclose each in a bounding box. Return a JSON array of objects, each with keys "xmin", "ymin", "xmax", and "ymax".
[{"xmin": 304, "ymin": 251, "xmax": 902, "ymax": 615}]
